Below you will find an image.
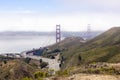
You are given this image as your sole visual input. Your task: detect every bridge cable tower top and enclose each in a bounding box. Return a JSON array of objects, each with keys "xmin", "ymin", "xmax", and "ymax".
[{"xmin": 56, "ymin": 24, "xmax": 61, "ymax": 43}]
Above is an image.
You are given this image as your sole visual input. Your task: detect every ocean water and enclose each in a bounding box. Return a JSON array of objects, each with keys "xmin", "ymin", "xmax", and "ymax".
[{"xmin": 0, "ymin": 36, "xmax": 57, "ymax": 53}]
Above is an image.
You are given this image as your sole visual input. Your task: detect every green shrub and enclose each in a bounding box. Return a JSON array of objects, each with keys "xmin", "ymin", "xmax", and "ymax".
[
  {"xmin": 48, "ymin": 69, "xmax": 55, "ymax": 76},
  {"xmin": 56, "ymin": 69, "xmax": 69, "ymax": 76},
  {"xmin": 100, "ymin": 67, "xmax": 116, "ymax": 74},
  {"xmin": 37, "ymin": 78, "xmax": 43, "ymax": 80},
  {"xmin": 22, "ymin": 77, "xmax": 32, "ymax": 80},
  {"xmin": 86, "ymin": 68, "xmax": 100, "ymax": 74},
  {"xmin": 34, "ymin": 71, "xmax": 49, "ymax": 79}
]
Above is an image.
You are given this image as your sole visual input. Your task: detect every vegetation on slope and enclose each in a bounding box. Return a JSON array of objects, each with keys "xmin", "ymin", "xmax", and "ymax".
[
  {"xmin": 0, "ymin": 57, "xmax": 54, "ymax": 80},
  {"xmin": 49, "ymin": 36, "xmax": 84, "ymax": 49},
  {"xmin": 57, "ymin": 27, "xmax": 120, "ymax": 69},
  {"xmin": 42, "ymin": 36, "xmax": 84, "ymax": 58},
  {"xmin": 0, "ymin": 58, "xmax": 40, "ymax": 80}
]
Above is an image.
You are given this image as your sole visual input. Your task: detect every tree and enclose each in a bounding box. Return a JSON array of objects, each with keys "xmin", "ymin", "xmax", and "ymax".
[
  {"xmin": 3, "ymin": 60, "xmax": 7, "ymax": 64},
  {"xmin": 39, "ymin": 59, "xmax": 42, "ymax": 63},
  {"xmin": 78, "ymin": 54, "xmax": 82, "ymax": 61},
  {"xmin": 40, "ymin": 62, "xmax": 48, "ymax": 69},
  {"xmin": 51, "ymin": 56, "xmax": 55, "ymax": 59},
  {"xmin": 24, "ymin": 57, "xmax": 31, "ymax": 64}
]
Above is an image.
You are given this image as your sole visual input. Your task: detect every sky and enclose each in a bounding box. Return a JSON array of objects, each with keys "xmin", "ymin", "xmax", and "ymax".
[{"xmin": 0, "ymin": 0, "xmax": 120, "ymax": 31}]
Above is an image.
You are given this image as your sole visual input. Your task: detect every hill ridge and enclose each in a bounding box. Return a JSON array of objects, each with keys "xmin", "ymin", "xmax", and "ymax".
[{"xmin": 59, "ymin": 27, "xmax": 120, "ymax": 69}]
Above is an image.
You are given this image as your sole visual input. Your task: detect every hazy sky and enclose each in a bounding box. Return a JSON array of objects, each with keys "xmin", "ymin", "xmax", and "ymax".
[{"xmin": 0, "ymin": 0, "xmax": 120, "ymax": 31}]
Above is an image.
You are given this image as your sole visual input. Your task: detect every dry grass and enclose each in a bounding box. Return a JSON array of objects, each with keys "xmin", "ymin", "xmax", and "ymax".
[{"xmin": 49, "ymin": 74, "xmax": 120, "ymax": 80}]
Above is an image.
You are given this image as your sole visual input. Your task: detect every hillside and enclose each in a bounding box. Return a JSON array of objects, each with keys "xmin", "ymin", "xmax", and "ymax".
[
  {"xmin": 0, "ymin": 27, "xmax": 120, "ymax": 80},
  {"xmin": 42, "ymin": 37, "xmax": 85, "ymax": 58},
  {"xmin": 58, "ymin": 27, "xmax": 120, "ymax": 69},
  {"xmin": 0, "ymin": 59, "xmax": 39, "ymax": 80},
  {"xmin": 49, "ymin": 37, "xmax": 84, "ymax": 49}
]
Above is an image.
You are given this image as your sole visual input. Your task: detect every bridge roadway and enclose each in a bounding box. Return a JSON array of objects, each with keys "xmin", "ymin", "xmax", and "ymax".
[{"xmin": 25, "ymin": 55, "xmax": 60, "ymax": 71}]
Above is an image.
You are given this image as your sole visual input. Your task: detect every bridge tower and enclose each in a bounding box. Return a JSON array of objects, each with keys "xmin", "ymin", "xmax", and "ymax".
[{"xmin": 56, "ymin": 24, "xmax": 61, "ymax": 43}]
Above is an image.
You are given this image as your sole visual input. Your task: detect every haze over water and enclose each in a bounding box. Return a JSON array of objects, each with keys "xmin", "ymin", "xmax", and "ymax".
[{"xmin": 0, "ymin": 35, "xmax": 56, "ymax": 53}]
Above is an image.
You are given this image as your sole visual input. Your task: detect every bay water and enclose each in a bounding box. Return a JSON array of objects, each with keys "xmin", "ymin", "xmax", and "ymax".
[{"xmin": 0, "ymin": 35, "xmax": 56, "ymax": 53}]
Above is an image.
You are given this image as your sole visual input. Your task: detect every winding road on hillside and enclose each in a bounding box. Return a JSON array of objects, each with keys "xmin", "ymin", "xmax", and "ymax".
[{"xmin": 25, "ymin": 55, "xmax": 60, "ymax": 71}]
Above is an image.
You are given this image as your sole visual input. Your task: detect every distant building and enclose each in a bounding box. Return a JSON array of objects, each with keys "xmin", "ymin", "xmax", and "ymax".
[{"xmin": 21, "ymin": 47, "xmax": 48, "ymax": 57}]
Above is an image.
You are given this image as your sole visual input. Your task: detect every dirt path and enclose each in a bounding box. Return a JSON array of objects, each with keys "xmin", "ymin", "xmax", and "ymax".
[
  {"xmin": 50, "ymin": 74, "xmax": 120, "ymax": 80},
  {"xmin": 67, "ymin": 74, "xmax": 120, "ymax": 80}
]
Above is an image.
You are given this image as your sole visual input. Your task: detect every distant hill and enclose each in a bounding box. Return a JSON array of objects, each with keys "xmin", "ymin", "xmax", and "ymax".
[
  {"xmin": 56, "ymin": 27, "xmax": 120, "ymax": 69},
  {"xmin": 0, "ymin": 31, "xmax": 102, "ymax": 39}
]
